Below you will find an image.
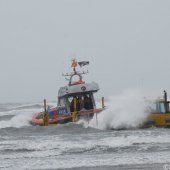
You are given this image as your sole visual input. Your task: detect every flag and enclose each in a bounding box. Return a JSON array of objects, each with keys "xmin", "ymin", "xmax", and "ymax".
[{"xmin": 78, "ymin": 61, "xmax": 89, "ymax": 67}]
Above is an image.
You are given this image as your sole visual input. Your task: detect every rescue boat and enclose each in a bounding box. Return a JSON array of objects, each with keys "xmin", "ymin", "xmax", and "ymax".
[
  {"xmin": 31, "ymin": 59, "xmax": 103, "ymax": 126},
  {"xmin": 144, "ymin": 90, "xmax": 170, "ymax": 127}
]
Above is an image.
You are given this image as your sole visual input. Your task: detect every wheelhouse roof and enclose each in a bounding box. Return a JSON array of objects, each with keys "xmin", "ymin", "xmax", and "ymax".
[{"xmin": 58, "ymin": 82, "xmax": 99, "ymax": 98}]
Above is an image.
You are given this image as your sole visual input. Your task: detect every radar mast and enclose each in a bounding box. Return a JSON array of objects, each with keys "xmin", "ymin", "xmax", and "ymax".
[{"xmin": 62, "ymin": 59, "xmax": 89, "ymax": 86}]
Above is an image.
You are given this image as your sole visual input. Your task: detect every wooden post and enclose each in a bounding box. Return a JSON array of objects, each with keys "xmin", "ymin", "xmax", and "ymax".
[
  {"xmin": 43, "ymin": 99, "xmax": 49, "ymax": 126},
  {"xmin": 102, "ymin": 97, "xmax": 105, "ymax": 109},
  {"xmin": 72, "ymin": 98, "xmax": 77, "ymax": 122},
  {"xmin": 96, "ymin": 112, "xmax": 98, "ymax": 127}
]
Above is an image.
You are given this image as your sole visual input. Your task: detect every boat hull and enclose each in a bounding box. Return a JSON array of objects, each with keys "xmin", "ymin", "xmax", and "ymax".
[{"xmin": 31, "ymin": 108, "xmax": 103, "ymax": 126}]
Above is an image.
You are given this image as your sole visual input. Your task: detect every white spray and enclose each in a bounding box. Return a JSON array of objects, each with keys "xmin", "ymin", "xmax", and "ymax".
[{"xmin": 88, "ymin": 89, "xmax": 149, "ymax": 130}]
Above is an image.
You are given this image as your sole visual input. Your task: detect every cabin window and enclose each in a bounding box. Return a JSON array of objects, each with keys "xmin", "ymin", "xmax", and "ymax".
[
  {"xmin": 58, "ymin": 98, "xmax": 66, "ymax": 107},
  {"xmin": 158, "ymin": 102, "xmax": 165, "ymax": 113},
  {"xmin": 68, "ymin": 93, "xmax": 94, "ymax": 112},
  {"xmin": 68, "ymin": 96, "xmax": 74, "ymax": 103}
]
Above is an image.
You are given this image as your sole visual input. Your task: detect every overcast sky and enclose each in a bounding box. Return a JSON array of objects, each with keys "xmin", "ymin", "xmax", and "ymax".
[{"xmin": 0, "ymin": 0, "xmax": 170, "ymax": 103}]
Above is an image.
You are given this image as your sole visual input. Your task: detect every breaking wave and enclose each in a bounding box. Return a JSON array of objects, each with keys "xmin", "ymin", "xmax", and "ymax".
[
  {"xmin": 0, "ymin": 111, "xmax": 34, "ymax": 129},
  {"xmin": 0, "ymin": 102, "xmax": 57, "ymax": 129}
]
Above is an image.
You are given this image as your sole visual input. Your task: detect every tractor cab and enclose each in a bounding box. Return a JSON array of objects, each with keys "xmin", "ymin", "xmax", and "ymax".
[{"xmin": 149, "ymin": 91, "xmax": 170, "ymax": 114}]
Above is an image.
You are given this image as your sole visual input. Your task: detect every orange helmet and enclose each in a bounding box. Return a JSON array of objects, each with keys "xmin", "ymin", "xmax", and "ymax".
[{"xmin": 71, "ymin": 59, "xmax": 78, "ymax": 68}]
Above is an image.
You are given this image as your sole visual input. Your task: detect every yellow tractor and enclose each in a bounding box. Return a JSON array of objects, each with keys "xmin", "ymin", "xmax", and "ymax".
[{"xmin": 145, "ymin": 91, "xmax": 170, "ymax": 127}]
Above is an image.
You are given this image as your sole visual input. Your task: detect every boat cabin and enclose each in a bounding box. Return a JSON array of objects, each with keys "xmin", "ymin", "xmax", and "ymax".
[
  {"xmin": 58, "ymin": 82, "xmax": 99, "ymax": 113},
  {"xmin": 57, "ymin": 59, "xmax": 100, "ymax": 114}
]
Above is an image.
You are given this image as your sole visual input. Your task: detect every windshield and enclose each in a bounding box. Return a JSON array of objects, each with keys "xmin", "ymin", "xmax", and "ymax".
[
  {"xmin": 159, "ymin": 102, "xmax": 165, "ymax": 113},
  {"xmin": 58, "ymin": 92, "xmax": 95, "ymax": 112},
  {"xmin": 68, "ymin": 93, "xmax": 94, "ymax": 112}
]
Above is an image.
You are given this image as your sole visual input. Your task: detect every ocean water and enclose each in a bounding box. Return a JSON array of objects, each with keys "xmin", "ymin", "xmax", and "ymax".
[{"xmin": 0, "ymin": 100, "xmax": 170, "ymax": 170}]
